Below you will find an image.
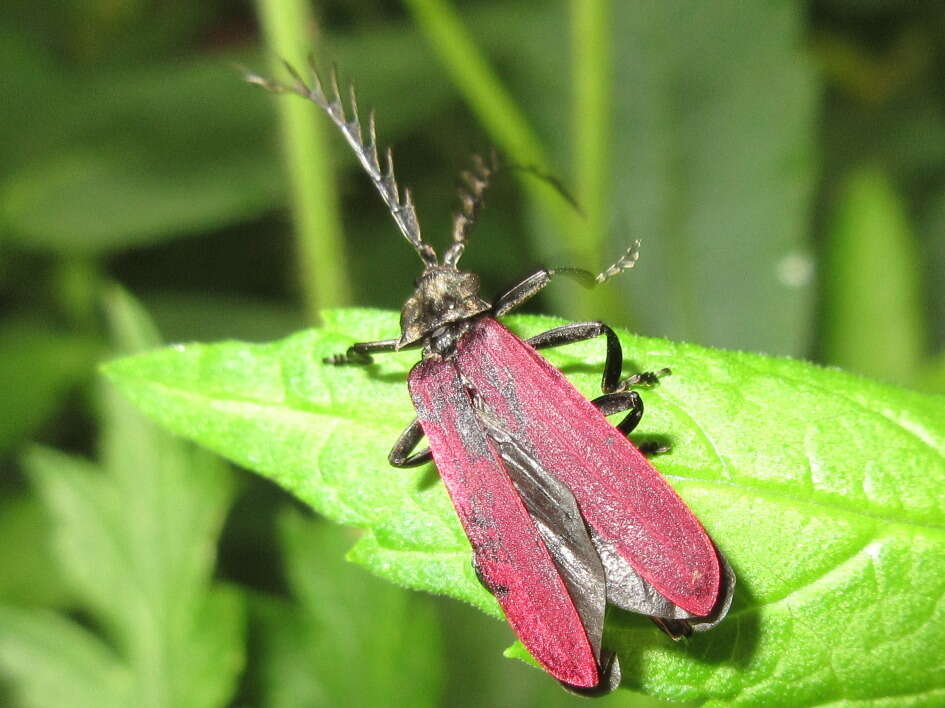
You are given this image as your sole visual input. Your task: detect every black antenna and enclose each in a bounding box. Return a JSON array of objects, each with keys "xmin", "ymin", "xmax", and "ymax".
[
  {"xmin": 443, "ymin": 152, "xmax": 497, "ymax": 267},
  {"xmin": 244, "ymin": 58, "xmax": 437, "ymax": 267}
]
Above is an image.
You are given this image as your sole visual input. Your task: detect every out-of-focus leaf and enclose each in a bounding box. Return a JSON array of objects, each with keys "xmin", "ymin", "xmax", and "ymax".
[
  {"xmin": 0, "ymin": 606, "xmax": 132, "ymax": 708},
  {"xmin": 0, "ymin": 29, "xmax": 65, "ymax": 173},
  {"xmin": 103, "ymin": 308, "xmax": 945, "ymax": 704},
  {"xmin": 0, "ymin": 288, "xmax": 244, "ymax": 708},
  {"xmin": 440, "ymin": 598, "xmax": 678, "ymax": 708},
  {"xmin": 0, "ymin": 54, "xmax": 282, "ymax": 255},
  {"xmin": 920, "ymin": 351, "xmax": 945, "ymax": 394},
  {"xmin": 0, "ymin": 319, "xmax": 98, "ymax": 453},
  {"xmin": 821, "ymin": 167, "xmax": 926, "ymax": 384},
  {"xmin": 145, "ymin": 292, "xmax": 305, "ymax": 343},
  {"xmin": 250, "ymin": 594, "xmax": 321, "ymax": 707},
  {"xmin": 255, "ymin": 510, "xmax": 442, "ymax": 708},
  {"xmin": 0, "ymin": 17, "xmax": 459, "ymax": 257},
  {"xmin": 922, "ymin": 189, "xmax": 945, "ymax": 350},
  {"xmin": 0, "ymin": 494, "xmax": 71, "ymax": 608},
  {"xmin": 606, "ymin": 1, "xmax": 819, "ymax": 355}
]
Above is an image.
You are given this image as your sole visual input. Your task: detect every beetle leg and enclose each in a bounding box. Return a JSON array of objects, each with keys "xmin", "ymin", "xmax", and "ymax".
[
  {"xmin": 323, "ymin": 338, "xmax": 399, "ymax": 365},
  {"xmin": 492, "ymin": 268, "xmax": 597, "ymax": 318},
  {"xmin": 592, "ymin": 391, "xmax": 671, "ymax": 455},
  {"xmin": 527, "ymin": 322, "xmax": 670, "ymax": 394},
  {"xmin": 388, "ymin": 417, "xmax": 433, "ymax": 468},
  {"xmin": 492, "ymin": 244, "xmax": 641, "ymax": 317},
  {"xmin": 591, "ymin": 391, "xmax": 643, "ymax": 435},
  {"xmin": 651, "ymin": 617, "xmax": 693, "ymax": 640}
]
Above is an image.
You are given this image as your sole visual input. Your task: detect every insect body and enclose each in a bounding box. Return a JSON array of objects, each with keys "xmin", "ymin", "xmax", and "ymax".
[{"xmin": 248, "ymin": 61, "xmax": 733, "ymax": 695}]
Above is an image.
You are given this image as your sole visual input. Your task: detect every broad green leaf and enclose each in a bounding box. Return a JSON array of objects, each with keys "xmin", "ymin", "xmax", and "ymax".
[
  {"xmin": 254, "ymin": 510, "xmax": 442, "ymax": 708},
  {"xmin": 103, "ymin": 308, "xmax": 945, "ymax": 705},
  {"xmin": 608, "ymin": 1, "xmax": 819, "ymax": 355},
  {"xmin": 0, "ymin": 289, "xmax": 244, "ymax": 708},
  {"xmin": 821, "ymin": 167, "xmax": 926, "ymax": 384},
  {"xmin": 0, "ymin": 319, "xmax": 99, "ymax": 453}
]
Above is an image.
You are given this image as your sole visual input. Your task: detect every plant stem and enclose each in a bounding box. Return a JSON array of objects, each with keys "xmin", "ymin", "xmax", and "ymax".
[
  {"xmin": 255, "ymin": 0, "xmax": 350, "ymax": 322},
  {"xmin": 570, "ymin": 0, "xmax": 623, "ymax": 321},
  {"xmin": 571, "ymin": 0, "xmax": 610, "ymax": 266},
  {"xmin": 403, "ymin": 0, "xmax": 545, "ymax": 165}
]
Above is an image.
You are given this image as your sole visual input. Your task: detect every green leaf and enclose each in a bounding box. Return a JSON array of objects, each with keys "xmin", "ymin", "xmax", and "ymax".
[
  {"xmin": 920, "ymin": 351, "xmax": 945, "ymax": 395},
  {"xmin": 0, "ymin": 319, "xmax": 99, "ymax": 453},
  {"xmin": 144, "ymin": 292, "xmax": 305, "ymax": 343},
  {"xmin": 821, "ymin": 167, "xmax": 926, "ymax": 384},
  {"xmin": 103, "ymin": 308, "xmax": 945, "ymax": 705},
  {"xmin": 0, "ymin": 494, "xmax": 72, "ymax": 608},
  {"xmin": 0, "ymin": 290, "xmax": 244, "ymax": 708},
  {"xmin": 0, "ymin": 20, "xmax": 457, "ymax": 257},
  {"xmin": 0, "ymin": 54, "xmax": 282, "ymax": 255},
  {"xmin": 253, "ymin": 510, "xmax": 442, "ymax": 707},
  {"xmin": 0, "ymin": 606, "xmax": 132, "ymax": 708},
  {"xmin": 920, "ymin": 189, "xmax": 945, "ymax": 352}
]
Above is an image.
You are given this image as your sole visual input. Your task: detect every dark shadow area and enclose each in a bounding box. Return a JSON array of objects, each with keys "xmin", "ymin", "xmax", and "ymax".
[{"xmin": 609, "ymin": 558, "xmax": 760, "ymax": 696}]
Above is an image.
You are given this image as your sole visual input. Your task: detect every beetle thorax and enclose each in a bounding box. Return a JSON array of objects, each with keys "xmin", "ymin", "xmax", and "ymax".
[{"xmin": 398, "ymin": 266, "xmax": 491, "ymax": 352}]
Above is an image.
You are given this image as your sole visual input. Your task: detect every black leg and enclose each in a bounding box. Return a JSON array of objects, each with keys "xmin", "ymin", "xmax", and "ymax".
[
  {"xmin": 323, "ymin": 338, "xmax": 399, "ymax": 365},
  {"xmin": 637, "ymin": 440, "xmax": 671, "ymax": 456},
  {"xmin": 591, "ymin": 391, "xmax": 644, "ymax": 435},
  {"xmin": 527, "ymin": 322, "xmax": 670, "ymax": 394},
  {"xmin": 492, "ymin": 268, "xmax": 597, "ymax": 318},
  {"xmin": 591, "ymin": 391, "xmax": 671, "ymax": 455},
  {"xmin": 528, "ymin": 322, "xmax": 624, "ymax": 393},
  {"xmin": 491, "ymin": 243, "xmax": 641, "ymax": 317},
  {"xmin": 651, "ymin": 617, "xmax": 693, "ymax": 640},
  {"xmin": 388, "ymin": 418, "xmax": 433, "ymax": 468}
]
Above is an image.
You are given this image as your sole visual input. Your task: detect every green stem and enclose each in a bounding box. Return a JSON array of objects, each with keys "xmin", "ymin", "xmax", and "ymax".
[
  {"xmin": 255, "ymin": 0, "xmax": 350, "ymax": 322},
  {"xmin": 403, "ymin": 0, "xmax": 545, "ymax": 165},
  {"xmin": 570, "ymin": 0, "xmax": 623, "ymax": 321}
]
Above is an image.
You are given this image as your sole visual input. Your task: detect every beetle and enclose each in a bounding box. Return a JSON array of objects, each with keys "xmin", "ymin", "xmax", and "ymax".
[{"xmin": 247, "ymin": 60, "xmax": 734, "ymax": 696}]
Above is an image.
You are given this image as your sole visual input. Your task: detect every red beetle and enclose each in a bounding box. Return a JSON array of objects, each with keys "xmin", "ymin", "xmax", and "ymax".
[{"xmin": 248, "ymin": 62, "xmax": 733, "ymax": 695}]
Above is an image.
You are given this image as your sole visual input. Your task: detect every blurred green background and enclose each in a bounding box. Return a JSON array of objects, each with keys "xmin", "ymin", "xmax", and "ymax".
[{"xmin": 1, "ymin": 1, "xmax": 944, "ymax": 706}]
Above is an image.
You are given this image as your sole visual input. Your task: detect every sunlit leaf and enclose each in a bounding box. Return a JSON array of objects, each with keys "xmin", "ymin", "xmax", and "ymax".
[{"xmin": 104, "ymin": 308, "xmax": 945, "ymax": 704}]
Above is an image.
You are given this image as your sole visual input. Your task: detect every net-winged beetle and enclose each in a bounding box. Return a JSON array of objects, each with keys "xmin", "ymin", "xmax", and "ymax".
[{"xmin": 246, "ymin": 60, "xmax": 734, "ymax": 696}]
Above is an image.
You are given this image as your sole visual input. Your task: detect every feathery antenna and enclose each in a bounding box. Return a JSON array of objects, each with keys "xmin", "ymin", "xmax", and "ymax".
[
  {"xmin": 443, "ymin": 152, "xmax": 497, "ymax": 267},
  {"xmin": 595, "ymin": 240, "xmax": 641, "ymax": 284},
  {"xmin": 244, "ymin": 58, "xmax": 437, "ymax": 267}
]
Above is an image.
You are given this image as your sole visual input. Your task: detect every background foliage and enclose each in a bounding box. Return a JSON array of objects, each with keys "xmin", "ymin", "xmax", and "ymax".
[{"xmin": 1, "ymin": 1, "xmax": 944, "ymax": 706}]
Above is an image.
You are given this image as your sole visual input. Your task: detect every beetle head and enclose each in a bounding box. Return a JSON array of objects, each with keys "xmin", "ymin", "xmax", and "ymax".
[{"xmin": 398, "ymin": 266, "xmax": 490, "ymax": 349}]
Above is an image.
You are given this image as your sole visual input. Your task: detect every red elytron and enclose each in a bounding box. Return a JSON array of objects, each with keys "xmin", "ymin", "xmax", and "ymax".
[
  {"xmin": 248, "ymin": 60, "xmax": 733, "ymax": 695},
  {"xmin": 411, "ymin": 318, "xmax": 726, "ymax": 690}
]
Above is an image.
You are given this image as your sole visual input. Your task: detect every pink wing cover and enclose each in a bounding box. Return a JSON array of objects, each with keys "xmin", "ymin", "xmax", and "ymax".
[
  {"xmin": 454, "ymin": 318, "xmax": 720, "ymax": 616},
  {"xmin": 408, "ymin": 355, "xmax": 602, "ymax": 688}
]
